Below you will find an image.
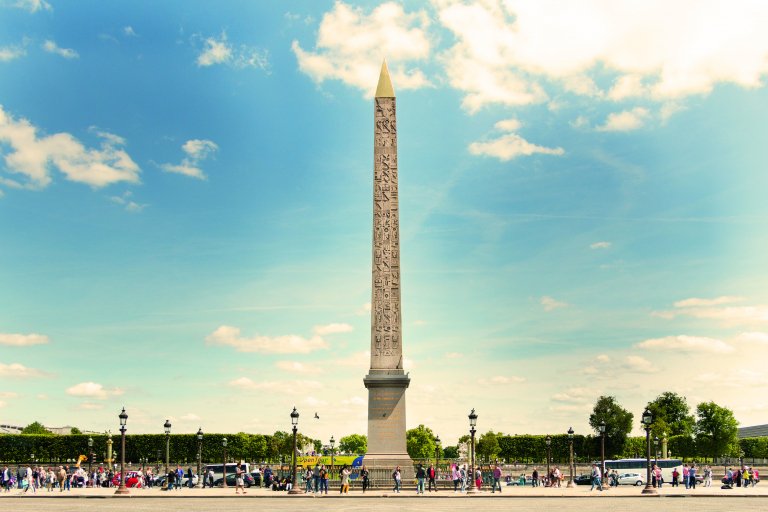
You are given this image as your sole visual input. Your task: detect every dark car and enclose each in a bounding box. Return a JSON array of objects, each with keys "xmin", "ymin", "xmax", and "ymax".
[
  {"xmin": 574, "ymin": 474, "xmax": 593, "ymax": 485},
  {"xmin": 250, "ymin": 472, "xmax": 262, "ymax": 486},
  {"xmin": 214, "ymin": 473, "xmax": 254, "ymax": 488}
]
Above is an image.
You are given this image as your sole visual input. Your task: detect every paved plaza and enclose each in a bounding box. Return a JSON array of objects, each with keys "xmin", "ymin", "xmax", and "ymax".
[{"xmin": 1, "ymin": 485, "xmax": 766, "ymax": 512}]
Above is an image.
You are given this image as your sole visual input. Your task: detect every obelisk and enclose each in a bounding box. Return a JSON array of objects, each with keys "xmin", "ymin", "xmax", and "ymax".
[{"xmin": 363, "ymin": 61, "xmax": 414, "ymax": 479}]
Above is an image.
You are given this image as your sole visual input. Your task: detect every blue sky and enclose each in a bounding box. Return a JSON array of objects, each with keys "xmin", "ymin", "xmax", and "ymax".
[{"xmin": 2, "ymin": 0, "xmax": 768, "ymax": 444}]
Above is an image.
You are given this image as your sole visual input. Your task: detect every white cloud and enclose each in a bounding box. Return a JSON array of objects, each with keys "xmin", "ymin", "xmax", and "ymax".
[
  {"xmin": 540, "ymin": 295, "xmax": 568, "ymax": 312},
  {"xmin": 673, "ymin": 296, "xmax": 744, "ymax": 308},
  {"xmin": 635, "ymin": 335, "xmax": 734, "ymax": 354},
  {"xmin": 590, "ymin": 241, "xmax": 611, "ymax": 250},
  {"xmin": 0, "ymin": 44, "xmax": 26, "ymax": 62},
  {"xmin": 305, "ymin": 396, "xmax": 328, "ymax": 407},
  {"xmin": 110, "ymin": 191, "xmax": 146, "ymax": 212},
  {"xmin": 335, "ymin": 350, "xmax": 370, "ymax": 367},
  {"xmin": 196, "ymin": 33, "xmax": 269, "ymax": 71},
  {"xmin": 0, "ymin": 362, "xmax": 47, "ymax": 377},
  {"xmin": 0, "ymin": 332, "xmax": 49, "ymax": 346},
  {"xmin": 595, "ymin": 354, "xmax": 610, "ymax": 363},
  {"xmin": 13, "ymin": 0, "xmax": 51, "ymax": 12},
  {"xmin": 355, "ymin": 302, "xmax": 372, "ymax": 316},
  {"xmin": 79, "ymin": 402, "xmax": 103, "ymax": 410},
  {"xmin": 469, "ymin": 133, "xmax": 564, "ymax": 161},
  {"xmin": 552, "ymin": 387, "xmax": 594, "ymax": 402},
  {"xmin": 229, "ymin": 377, "xmax": 322, "ymax": 393},
  {"xmin": 159, "ymin": 138, "xmax": 218, "ymax": 180},
  {"xmin": 313, "ymin": 323, "xmax": 353, "ymax": 336},
  {"xmin": 42, "ymin": 40, "xmax": 79, "ymax": 59},
  {"xmin": 494, "ymin": 118, "xmax": 522, "ymax": 132},
  {"xmin": 570, "ymin": 115, "xmax": 589, "ymax": 129},
  {"xmin": 341, "ymin": 396, "xmax": 366, "ymax": 406},
  {"xmin": 292, "ymin": 2, "xmax": 432, "ymax": 96},
  {"xmin": 435, "ymin": 0, "xmax": 768, "ymax": 111},
  {"xmin": 622, "ymin": 355, "xmax": 657, "ymax": 373},
  {"xmin": 597, "ymin": 107, "xmax": 650, "ymax": 132},
  {"xmin": 275, "ymin": 361, "xmax": 322, "ymax": 374},
  {"xmin": 123, "ymin": 26, "xmax": 138, "ymax": 37},
  {"xmin": 180, "ymin": 413, "xmax": 201, "ymax": 421},
  {"xmin": 206, "ymin": 325, "xmax": 330, "ymax": 354},
  {"xmin": 66, "ymin": 382, "xmax": 123, "ymax": 400},
  {"xmin": 484, "ymin": 375, "xmax": 526, "ymax": 384},
  {"xmin": 734, "ymin": 332, "xmax": 768, "ymax": 345},
  {"xmin": 0, "ymin": 106, "xmax": 140, "ymax": 189}
]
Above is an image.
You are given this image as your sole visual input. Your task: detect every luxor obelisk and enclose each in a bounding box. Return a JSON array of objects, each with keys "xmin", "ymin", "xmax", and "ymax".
[{"xmin": 363, "ymin": 61, "xmax": 414, "ymax": 478}]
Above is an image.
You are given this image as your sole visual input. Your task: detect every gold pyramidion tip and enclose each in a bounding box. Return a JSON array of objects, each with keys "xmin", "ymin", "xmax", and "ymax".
[{"xmin": 375, "ymin": 60, "xmax": 395, "ymax": 98}]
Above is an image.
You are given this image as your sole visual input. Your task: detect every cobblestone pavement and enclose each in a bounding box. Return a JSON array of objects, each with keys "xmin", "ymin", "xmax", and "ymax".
[{"xmin": 1, "ymin": 484, "xmax": 766, "ymax": 512}]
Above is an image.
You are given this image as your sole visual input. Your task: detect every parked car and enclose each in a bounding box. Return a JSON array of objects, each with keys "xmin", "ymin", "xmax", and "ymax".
[
  {"xmin": 574, "ymin": 474, "xmax": 593, "ymax": 485},
  {"xmin": 506, "ymin": 475, "xmax": 534, "ymax": 486},
  {"xmin": 616, "ymin": 472, "xmax": 644, "ymax": 486},
  {"xmin": 111, "ymin": 471, "xmax": 143, "ymax": 488},
  {"xmin": 213, "ymin": 473, "xmax": 254, "ymax": 488},
  {"xmin": 250, "ymin": 472, "xmax": 262, "ymax": 486}
]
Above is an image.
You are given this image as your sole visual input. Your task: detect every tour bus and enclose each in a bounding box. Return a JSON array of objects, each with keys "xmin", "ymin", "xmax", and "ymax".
[
  {"xmin": 203, "ymin": 462, "xmax": 250, "ymax": 479},
  {"xmin": 604, "ymin": 458, "xmax": 683, "ymax": 483}
]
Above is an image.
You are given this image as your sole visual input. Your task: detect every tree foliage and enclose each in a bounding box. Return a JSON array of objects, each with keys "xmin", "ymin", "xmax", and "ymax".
[
  {"xmin": 476, "ymin": 431, "xmax": 501, "ymax": 462},
  {"xmin": 21, "ymin": 422, "xmax": 51, "ymax": 435},
  {"xmin": 694, "ymin": 401, "xmax": 739, "ymax": 459},
  {"xmin": 646, "ymin": 392, "xmax": 695, "ymax": 439},
  {"xmin": 406, "ymin": 425, "xmax": 436, "ymax": 460},
  {"xmin": 589, "ymin": 396, "xmax": 634, "ymax": 458},
  {"xmin": 442, "ymin": 445, "xmax": 459, "ymax": 459},
  {"xmin": 339, "ymin": 434, "xmax": 367, "ymax": 455}
]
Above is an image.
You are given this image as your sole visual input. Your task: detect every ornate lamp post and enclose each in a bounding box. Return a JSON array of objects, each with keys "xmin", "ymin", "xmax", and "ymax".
[
  {"xmin": 329, "ymin": 435, "xmax": 335, "ymax": 479},
  {"xmin": 115, "ymin": 407, "xmax": 129, "ymax": 495},
  {"xmin": 221, "ymin": 438, "xmax": 228, "ymax": 488},
  {"xmin": 545, "ymin": 435, "xmax": 552, "ymax": 483},
  {"xmin": 288, "ymin": 407, "xmax": 304, "ymax": 494},
  {"xmin": 641, "ymin": 408, "xmax": 656, "ymax": 495},
  {"xmin": 599, "ymin": 420, "xmax": 606, "ymax": 478},
  {"xmin": 653, "ymin": 436, "xmax": 659, "ymax": 466},
  {"xmin": 164, "ymin": 419, "xmax": 172, "ymax": 474},
  {"xmin": 88, "ymin": 437, "xmax": 93, "ymax": 478},
  {"xmin": 435, "ymin": 435, "xmax": 441, "ymax": 470},
  {"xmin": 468, "ymin": 408, "xmax": 478, "ymax": 494},
  {"xmin": 196, "ymin": 428, "xmax": 203, "ymax": 488},
  {"xmin": 567, "ymin": 427, "xmax": 574, "ymax": 488}
]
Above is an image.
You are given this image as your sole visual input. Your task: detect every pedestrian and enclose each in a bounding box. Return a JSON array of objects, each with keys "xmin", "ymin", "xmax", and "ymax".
[
  {"xmin": 475, "ymin": 466, "xmax": 482, "ymax": 490},
  {"xmin": 392, "ymin": 465, "xmax": 401, "ymax": 493},
  {"xmin": 492, "ymin": 464, "xmax": 502, "ymax": 493},
  {"xmin": 452, "ymin": 464, "xmax": 461, "ymax": 492},
  {"xmin": 683, "ymin": 464, "xmax": 689, "ymax": 489},
  {"xmin": 689, "ymin": 464, "xmax": 696, "ymax": 489},
  {"xmin": 415, "ymin": 463, "xmax": 426, "ymax": 494},
  {"xmin": 361, "ymin": 466, "xmax": 369, "ymax": 493},
  {"xmin": 460, "ymin": 464, "xmax": 467, "ymax": 492},
  {"xmin": 313, "ymin": 463, "xmax": 320, "ymax": 493},
  {"xmin": 304, "ymin": 467, "xmax": 313, "ymax": 493},
  {"xmin": 427, "ymin": 464, "xmax": 437, "ymax": 492},
  {"xmin": 235, "ymin": 465, "xmax": 246, "ymax": 495},
  {"xmin": 671, "ymin": 467, "xmax": 679, "ymax": 487},
  {"xmin": 320, "ymin": 464, "xmax": 328, "ymax": 494},
  {"xmin": 532, "ymin": 467, "xmax": 539, "ymax": 487},
  {"xmin": 340, "ymin": 465, "xmax": 350, "ymax": 494},
  {"xmin": 589, "ymin": 463, "xmax": 602, "ymax": 491}
]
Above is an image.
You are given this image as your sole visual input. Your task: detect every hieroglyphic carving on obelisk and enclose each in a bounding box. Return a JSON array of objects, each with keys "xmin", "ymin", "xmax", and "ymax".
[{"xmin": 364, "ymin": 61, "xmax": 413, "ymax": 474}]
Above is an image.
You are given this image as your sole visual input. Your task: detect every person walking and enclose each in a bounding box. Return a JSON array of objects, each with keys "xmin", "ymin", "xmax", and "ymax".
[
  {"xmin": 492, "ymin": 464, "xmax": 502, "ymax": 493},
  {"xmin": 532, "ymin": 467, "xmax": 539, "ymax": 487},
  {"xmin": 312, "ymin": 463, "xmax": 320, "ymax": 493},
  {"xmin": 360, "ymin": 466, "xmax": 369, "ymax": 493},
  {"xmin": 235, "ymin": 465, "xmax": 246, "ymax": 495},
  {"xmin": 416, "ymin": 464, "xmax": 426, "ymax": 494},
  {"xmin": 304, "ymin": 467, "xmax": 313, "ymax": 493},
  {"xmin": 589, "ymin": 463, "xmax": 602, "ymax": 491},
  {"xmin": 689, "ymin": 464, "xmax": 697, "ymax": 489},
  {"xmin": 340, "ymin": 466, "xmax": 350, "ymax": 494},
  {"xmin": 427, "ymin": 464, "xmax": 437, "ymax": 492},
  {"xmin": 452, "ymin": 465, "xmax": 461, "ymax": 493},
  {"xmin": 392, "ymin": 466, "xmax": 401, "ymax": 493},
  {"xmin": 319, "ymin": 464, "xmax": 328, "ymax": 494},
  {"xmin": 460, "ymin": 465, "xmax": 467, "ymax": 493}
]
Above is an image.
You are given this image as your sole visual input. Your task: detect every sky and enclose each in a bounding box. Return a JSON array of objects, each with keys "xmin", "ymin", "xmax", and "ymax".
[{"xmin": 1, "ymin": 0, "xmax": 768, "ymax": 446}]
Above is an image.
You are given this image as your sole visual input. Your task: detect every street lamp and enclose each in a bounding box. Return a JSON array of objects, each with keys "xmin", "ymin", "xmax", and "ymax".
[
  {"xmin": 330, "ymin": 435, "xmax": 335, "ymax": 479},
  {"xmin": 567, "ymin": 427, "xmax": 574, "ymax": 488},
  {"xmin": 222, "ymin": 438, "xmax": 228, "ymax": 488},
  {"xmin": 196, "ymin": 428, "xmax": 203, "ymax": 488},
  {"xmin": 435, "ymin": 435, "xmax": 441, "ymax": 470},
  {"xmin": 653, "ymin": 436, "xmax": 659, "ymax": 466},
  {"xmin": 164, "ymin": 419, "xmax": 172, "ymax": 474},
  {"xmin": 88, "ymin": 437, "xmax": 93, "ymax": 479},
  {"xmin": 545, "ymin": 435, "xmax": 552, "ymax": 483},
  {"xmin": 288, "ymin": 407, "xmax": 303, "ymax": 494},
  {"xmin": 468, "ymin": 408, "xmax": 478, "ymax": 494},
  {"xmin": 641, "ymin": 408, "xmax": 656, "ymax": 495},
  {"xmin": 115, "ymin": 407, "xmax": 129, "ymax": 495}
]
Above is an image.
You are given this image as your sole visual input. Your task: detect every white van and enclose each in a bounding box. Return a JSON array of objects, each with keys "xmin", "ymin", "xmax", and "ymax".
[{"xmin": 203, "ymin": 462, "xmax": 250, "ymax": 479}]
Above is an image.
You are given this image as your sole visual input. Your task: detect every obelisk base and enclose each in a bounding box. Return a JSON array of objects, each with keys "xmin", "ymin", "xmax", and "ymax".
[{"xmin": 363, "ymin": 372, "xmax": 414, "ymax": 488}]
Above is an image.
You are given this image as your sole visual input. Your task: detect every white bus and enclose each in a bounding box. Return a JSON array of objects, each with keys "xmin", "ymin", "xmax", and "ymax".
[{"xmin": 605, "ymin": 458, "xmax": 683, "ymax": 483}]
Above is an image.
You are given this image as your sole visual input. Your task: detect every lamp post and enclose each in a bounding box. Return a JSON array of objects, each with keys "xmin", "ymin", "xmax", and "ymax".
[
  {"xmin": 468, "ymin": 408, "xmax": 478, "ymax": 494},
  {"xmin": 196, "ymin": 428, "xmax": 203, "ymax": 488},
  {"xmin": 641, "ymin": 408, "xmax": 656, "ymax": 495},
  {"xmin": 435, "ymin": 435, "xmax": 441, "ymax": 470},
  {"xmin": 545, "ymin": 435, "xmax": 552, "ymax": 484},
  {"xmin": 599, "ymin": 420, "xmax": 606, "ymax": 478},
  {"xmin": 288, "ymin": 407, "xmax": 304, "ymax": 494},
  {"xmin": 653, "ymin": 436, "xmax": 659, "ymax": 466},
  {"xmin": 164, "ymin": 419, "xmax": 171, "ymax": 474},
  {"xmin": 88, "ymin": 437, "xmax": 93, "ymax": 478},
  {"xmin": 222, "ymin": 438, "xmax": 228, "ymax": 488},
  {"xmin": 330, "ymin": 435, "xmax": 335, "ymax": 479},
  {"xmin": 115, "ymin": 407, "xmax": 129, "ymax": 495},
  {"xmin": 567, "ymin": 427, "xmax": 574, "ymax": 488}
]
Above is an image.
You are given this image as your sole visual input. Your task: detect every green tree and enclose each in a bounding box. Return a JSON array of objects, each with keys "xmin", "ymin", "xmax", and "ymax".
[
  {"xmin": 476, "ymin": 431, "xmax": 501, "ymax": 462},
  {"xmin": 21, "ymin": 421, "xmax": 51, "ymax": 435},
  {"xmin": 339, "ymin": 434, "xmax": 367, "ymax": 455},
  {"xmin": 443, "ymin": 445, "xmax": 459, "ymax": 459},
  {"xmin": 694, "ymin": 401, "xmax": 739, "ymax": 460},
  {"xmin": 70, "ymin": 427, "xmax": 82, "ymax": 435},
  {"xmin": 646, "ymin": 392, "xmax": 695, "ymax": 439},
  {"xmin": 406, "ymin": 425, "xmax": 436, "ymax": 460},
  {"xmin": 589, "ymin": 396, "xmax": 634, "ymax": 458}
]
